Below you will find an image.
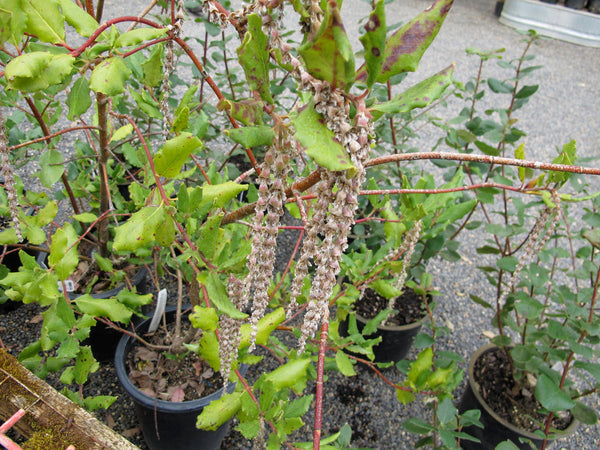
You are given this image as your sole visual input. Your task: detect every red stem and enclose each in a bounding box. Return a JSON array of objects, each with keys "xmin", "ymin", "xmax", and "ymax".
[{"xmin": 313, "ymin": 320, "xmax": 329, "ymax": 450}]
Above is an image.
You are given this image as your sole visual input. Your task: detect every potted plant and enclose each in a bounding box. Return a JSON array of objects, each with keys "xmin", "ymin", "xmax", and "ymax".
[{"xmin": 428, "ymin": 34, "xmax": 600, "ymax": 448}]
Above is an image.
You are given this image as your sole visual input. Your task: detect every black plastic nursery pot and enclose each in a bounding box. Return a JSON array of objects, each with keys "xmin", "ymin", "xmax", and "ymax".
[
  {"xmin": 458, "ymin": 344, "xmax": 578, "ymax": 449},
  {"xmin": 115, "ymin": 306, "xmax": 242, "ymax": 450},
  {"xmin": 565, "ymin": 0, "xmax": 588, "ymax": 8}
]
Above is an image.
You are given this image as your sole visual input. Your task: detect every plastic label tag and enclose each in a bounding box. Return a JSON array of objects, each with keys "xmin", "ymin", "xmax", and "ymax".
[
  {"xmin": 57, "ymin": 280, "xmax": 75, "ymax": 293},
  {"xmin": 148, "ymin": 289, "xmax": 167, "ymax": 333}
]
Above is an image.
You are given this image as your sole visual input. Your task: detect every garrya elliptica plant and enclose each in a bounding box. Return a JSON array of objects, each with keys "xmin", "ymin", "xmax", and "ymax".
[
  {"xmin": 2, "ymin": 0, "xmax": 600, "ymax": 448},
  {"xmin": 432, "ymin": 35, "xmax": 600, "ymax": 448}
]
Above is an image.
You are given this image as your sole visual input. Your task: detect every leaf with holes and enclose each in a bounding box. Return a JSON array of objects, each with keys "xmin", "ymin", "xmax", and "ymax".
[{"xmin": 298, "ymin": 0, "xmax": 355, "ymax": 91}]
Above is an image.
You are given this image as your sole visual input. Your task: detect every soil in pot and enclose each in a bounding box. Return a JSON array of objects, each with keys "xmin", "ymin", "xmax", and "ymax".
[
  {"xmin": 341, "ymin": 287, "xmax": 428, "ymax": 363},
  {"xmin": 355, "ymin": 287, "xmax": 426, "ymax": 326},
  {"xmin": 459, "ymin": 345, "xmax": 576, "ymax": 449},
  {"xmin": 115, "ymin": 306, "xmax": 239, "ymax": 450}
]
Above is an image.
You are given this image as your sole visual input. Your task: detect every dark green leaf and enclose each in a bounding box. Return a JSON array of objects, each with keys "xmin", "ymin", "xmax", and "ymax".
[
  {"xmin": 359, "ymin": 0, "xmax": 386, "ymax": 89},
  {"xmin": 535, "ymin": 374, "xmax": 575, "ymax": 412}
]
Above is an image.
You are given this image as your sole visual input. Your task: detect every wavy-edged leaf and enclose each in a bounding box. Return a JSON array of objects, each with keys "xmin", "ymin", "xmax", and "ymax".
[
  {"xmin": 292, "ymin": 100, "xmax": 356, "ymax": 175},
  {"xmin": 223, "ymin": 125, "xmax": 274, "ymax": 148},
  {"xmin": 114, "ymin": 27, "xmax": 168, "ymax": 48},
  {"xmin": 359, "ymin": 0, "xmax": 386, "ymax": 89},
  {"xmin": 5, "ymin": 52, "xmax": 74, "ymax": 92},
  {"xmin": 49, "ymin": 223, "xmax": 79, "ymax": 280},
  {"xmin": 89, "ymin": 57, "xmax": 131, "ymax": 96},
  {"xmin": 237, "ymin": 14, "xmax": 272, "ymax": 104},
  {"xmin": 197, "ymin": 392, "xmax": 243, "ymax": 431},
  {"xmin": 298, "ymin": 0, "xmax": 355, "ymax": 91},
  {"xmin": 0, "ymin": 0, "xmax": 28, "ymax": 46},
  {"xmin": 154, "ymin": 132, "xmax": 202, "ymax": 177},
  {"xmin": 24, "ymin": 0, "xmax": 65, "ymax": 44},
  {"xmin": 75, "ymin": 295, "xmax": 133, "ymax": 324},
  {"xmin": 66, "ymin": 76, "xmax": 92, "ymax": 120},
  {"xmin": 58, "ymin": 0, "xmax": 99, "ymax": 37},
  {"xmin": 218, "ymin": 98, "xmax": 264, "ymax": 126},
  {"xmin": 113, "ymin": 205, "xmax": 175, "ymax": 252},
  {"xmin": 356, "ymin": 0, "xmax": 454, "ymax": 84},
  {"xmin": 198, "ymin": 271, "xmax": 248, "ymax": 320},
  {"xmin": 369, "ymin": 64, "xmax": 454, "ymax": 120}
]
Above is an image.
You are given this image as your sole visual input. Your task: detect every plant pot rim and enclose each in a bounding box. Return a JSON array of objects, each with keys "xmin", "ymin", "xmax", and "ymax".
[
  {"xmin": 115, "ymin": 305, "xmax": 244, "ymax": 413},
  {"xmin": 467, "ymin": 343, "xmax": 579, "ymax": 440}
]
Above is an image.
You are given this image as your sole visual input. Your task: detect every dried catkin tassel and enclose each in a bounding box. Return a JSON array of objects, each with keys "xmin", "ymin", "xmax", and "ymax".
[
  {"xmin": 0, "ymin": 110, "xmax": 22, "ymax": 242},
  {"xmin": 218, "ymin": 276, "xmax": 246, "ymax": 387},
  {"xmin": 498, "ymin": 193, "xmax": 561, "ymax": 307}
]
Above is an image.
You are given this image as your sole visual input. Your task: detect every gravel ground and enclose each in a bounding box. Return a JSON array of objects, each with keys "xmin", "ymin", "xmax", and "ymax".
[{"xmin": 2, "ymin": 0, "xmax": 600, "ymax": 449}]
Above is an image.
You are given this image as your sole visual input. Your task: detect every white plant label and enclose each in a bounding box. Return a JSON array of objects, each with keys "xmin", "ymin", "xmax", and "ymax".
[
  {"xmin": 148, "ymin": 288, "xmax": 167, "ymax": 333},
  {"xmin": 57, "ymin": 280, "xmax": 75, "ymax": 293}
]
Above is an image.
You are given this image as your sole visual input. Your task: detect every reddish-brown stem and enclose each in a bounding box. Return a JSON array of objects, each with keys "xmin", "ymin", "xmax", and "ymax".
[
  {"xmin": 313, "ymin": 320, "xmax": 329, "ymax": 450},
  {"xmin": 96, "ymin": 92, "xmax": 111, "ymax": 257},
  {"xmin": 85, "ymin": 0, "xmax": 95, "ymax": 18},
  {"xmin": 24, "ymin": 97, "xmax": 80, "ymax": 214},
  {"xmin": 8, "ymin": 125, "xmax": 98, "ymax": 151}
]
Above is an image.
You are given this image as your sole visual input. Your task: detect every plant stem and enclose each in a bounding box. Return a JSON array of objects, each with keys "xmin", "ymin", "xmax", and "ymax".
[
  {"xmin": 313, "ymin": 319, "xmax": 329, "ymax": 450},
  {"xmin": 96, "ymin": 92, "xmax": 110, "ymax": 258}
]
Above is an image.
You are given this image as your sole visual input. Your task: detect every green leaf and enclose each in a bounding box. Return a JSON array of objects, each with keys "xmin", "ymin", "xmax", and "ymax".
[
  {"xmin": 38, "ymin": 149, "xmax": 65, "ymax": 188},
  {"xmin": 284, "ymin": 395, "xmax": 314, "ymax": 419},
  {"xmin": 437, "ymin": 397, "xmax": 457, "ymax": 424},
  {"xmin": 546, "ymin": 140, "xmax": 577, "ymax": 185},
  {"xmin": 407, "ymin": 347, "xmax": 433, "ymax": 387},
  {"xmin": 217, "ymin": 98, "xmax": 264, "ymax": 126},
  {"xmin": 335, "ymin": 350, "xmax": 356, "ymax": 376},
  {"xmin": 114, "ymin": 27, "xmax": 168, "ymax": 48},
  {"xmin": 571, "ymin": 401, "xmax": 597, "ymax": 425},
  {"xmin": 73, "ymin": 345, "xmax": 98, "ymax": 384},
  {"xmin": 200, "ymin": 182, "xmax": 248, "ymax": 209},
  {"xmin": 535, "ymin": 374, "xmax": 575, "ymax": 413},
  {"xmin": 487, "ymin": 78, "xmax": 514, "ymax": 94},
  {"xmin": 171, "ymin": 106, "xmax": 189, "ymax": 134},
  {"xmin": 83, "ymin": 395, "xmax": 117, "ymax": 411},
  {"xmin": 113, "ymin": 205, "xmax": 175, "ymax": 252},
  {"xmin": 141, "ymin": 43, "xmax": 164, "ymax": 87},
  {"xmin": 240, "ymin": 308, "xmax": 285, "ymax": 348},
  {"xmin": 0, "ymin": 0, "xmax": 28, "ymax": 47},
  {"xmin": 153, "ymin": 133, "xmax": 202, "ymax": 177},
  {"xmin": 110, "ymin": 124, "xmax": 133, "ymax": 142},
  {"xmin": 89, "ymin": 57, "xmax": 132, "ymax": 96},
  {"xmin": 198, "ymin": 271, "xmax": 248, "ymax": 320},
  {"xmin": 359, "ymin": 0, "xmax": 386, "ymax": 89},
  {"xmin": 223, "ymin": 126, "xmax": 275, "ymax": 149},
  {"xmin": 292, "ymin": 100, "xmax": 356, "ymax": 175},
  {"xmin": 298, "ymin": 1, "xmax": 355, "ymax": 91},
  {"xmin": 189, "ymin": 305, "xmax": 219, "ymax": 332},
  {"xmin": 5, "ymin": 52, "xmax": 74, "ymax": 92},
  {"xmin": 24, "ymin": 0, "xmax": 65, "ymax": 44},
  {"xmin": 356, "ymin": 0, "xmax": 453, "ymax": 84},
  {"xmin": 197, "ymin": 392, "xmax": 243, "ymax": 431},
  {"xmin": 58, "ymin": 0, "xmax": 99, "ymax": 37},
  {"xmin": 196, "ymin": 330, "xmax": 220, "ymax": 371},
  {"xmin": 515, "ymin": 84, "xmax": 538, "ymax": 99},
  {"xmin": 66, "ymin": 77, "xmax": 92, "ymax": 120},
  {"xmin": 49, "ymin": 223, "xmax": 79, "ymax": 280},
  {"xmin": 403, "ymin": 417, "xmax": 434, "ymax": 434},
  {"xmin": 75, "ymin": 294, "xmax": 134, "ymax": 324},
  {"xmin": 236, "ymin": 14, "xmax": 273, "ymax": 104},
  {"xmin": 369, "ymin": 64, "xmax": 454, "ymax": 119},
  {"xmin": 93, "ymin": 252, "xmax": 113, "ymax": 272},
  {"xmin": 264, "ymin": 358, "xmax": 311, "ymax": 393}
]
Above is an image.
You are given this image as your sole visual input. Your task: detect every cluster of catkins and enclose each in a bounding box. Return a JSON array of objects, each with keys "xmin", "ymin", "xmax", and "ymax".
[
  {"xmin": 201, "ymin": 0, "xmax": 373, "ymax": 368},
  {"xmin": 0, "ymin": 110, "xmax": 21, "ymax": 242}
]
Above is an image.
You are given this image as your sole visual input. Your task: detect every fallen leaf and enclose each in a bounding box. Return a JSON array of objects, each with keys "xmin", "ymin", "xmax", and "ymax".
[
  {"xmin": 121, "ymin": 427, "xmax": 141, "ymax": 438},
  {"xmin": 171, "ymin": 386, "xmax": 185, "ymax": 402},
  {"xmin": 30, "ymin": 314, "xmax": 43, "ymax": 324},
  {"xmin": 105, "ymin": 413, "xmax": 116, "ymax": 429}
]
